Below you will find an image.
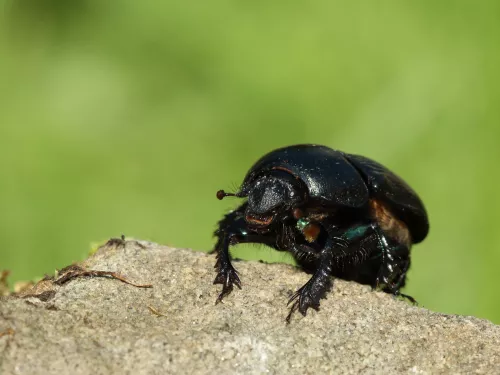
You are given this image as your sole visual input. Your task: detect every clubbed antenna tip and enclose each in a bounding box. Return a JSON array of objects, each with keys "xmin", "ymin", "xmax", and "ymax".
[{"xmin": 216, "ymin": 190, "xmax": 236, "ymax": 200}]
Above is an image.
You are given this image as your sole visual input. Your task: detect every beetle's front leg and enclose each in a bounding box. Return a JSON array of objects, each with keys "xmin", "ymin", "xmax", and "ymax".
[
  {"xmin": 211, "ymin": 204, "xmax": 248, "ymax": 303},
  {"xmin": 286, "ymin": 236, "xmax": 339, "ymax": 323},
  {"xmin": 212, "ymin": 233, "xmax": 241, "ymax": 303},
  {"xmin": 212, "ymin": 203, "xmax": 275, "ymax": 303}
]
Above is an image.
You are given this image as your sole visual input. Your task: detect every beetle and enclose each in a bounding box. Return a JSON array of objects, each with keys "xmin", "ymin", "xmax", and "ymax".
[{"xmin": 211, "ymin": 144, "xmax": 429, "ymax": 322}]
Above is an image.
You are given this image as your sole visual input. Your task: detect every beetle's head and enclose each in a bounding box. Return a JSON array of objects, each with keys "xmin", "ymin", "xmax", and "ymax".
[{"xmin": 217, "ymin": 171, "xmax": 303, "ymax": 231}]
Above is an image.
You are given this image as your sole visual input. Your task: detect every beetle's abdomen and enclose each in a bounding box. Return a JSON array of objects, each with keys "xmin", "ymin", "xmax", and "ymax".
[{"xmin": 345, "ymin": 153, "xmax": 429, "ymax": 243}]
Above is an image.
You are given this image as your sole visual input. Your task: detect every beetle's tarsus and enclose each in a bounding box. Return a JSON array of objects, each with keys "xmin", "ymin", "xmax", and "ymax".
[
  {"xmin": 286, "ymin": 294, "xmax": 318, "ymax": 323},
  {"xmin": 214, "ymin": 265, "xmax": 241, "ymax": 303},
  {"xmin": 215, "ymin": 285, "xmax": 233, "ymax": 304},
  {"xmin": 286, "ymin": 280, "xmax": 322, "ymax": 322},
  {"xmin": 213, "ymin": 266, "xmax": 241, "ymax": 288},
  {"xmin": 285, "ymin": 302, "xmax": 299, "ymax": 324},
  {"xmin": 396, "ymin": 292, "xmax": 418, "ymax": 305},
  {"xmin": 286, "ymin": 274, "xmax": 326, "ymax": 320}
]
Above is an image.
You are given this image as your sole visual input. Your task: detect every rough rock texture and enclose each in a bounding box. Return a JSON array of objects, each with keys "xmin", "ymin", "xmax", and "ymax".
[{"xmin": 1, "ymin": 240, "xmax": 499, "ymax": 375}]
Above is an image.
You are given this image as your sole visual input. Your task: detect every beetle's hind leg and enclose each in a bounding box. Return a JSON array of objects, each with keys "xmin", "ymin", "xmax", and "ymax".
[{"xmin": 372, "ymin": 227, "xmax": 416, "ymax": 303}]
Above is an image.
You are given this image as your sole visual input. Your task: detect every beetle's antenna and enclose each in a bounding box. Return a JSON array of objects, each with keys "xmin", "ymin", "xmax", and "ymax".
[{"xmin": 216, "ymin": 190, "xmax": 236, "ymax": 200}]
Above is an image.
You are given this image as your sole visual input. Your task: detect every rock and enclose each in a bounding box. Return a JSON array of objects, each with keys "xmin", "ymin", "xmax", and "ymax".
[{"xmin": 1, "ymin": 239, "xmax": 499, "ymax": 374}]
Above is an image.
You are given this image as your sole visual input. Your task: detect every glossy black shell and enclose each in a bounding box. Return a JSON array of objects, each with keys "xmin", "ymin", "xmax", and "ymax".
[{"xmin": 240, "ymin": 144, "xmax": 429, "ymax": 244}]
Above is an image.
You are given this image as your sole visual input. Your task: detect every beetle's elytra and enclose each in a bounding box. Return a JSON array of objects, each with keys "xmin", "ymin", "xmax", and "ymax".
[{"xmin": 211, "ymin": 144, "xmax": 429, "ymax": 322}]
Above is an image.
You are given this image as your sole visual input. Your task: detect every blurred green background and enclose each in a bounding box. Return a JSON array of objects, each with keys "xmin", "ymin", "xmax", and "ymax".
[{"xmin": 1, "ymin": 1, "xmax": 499, "ymax": 323}]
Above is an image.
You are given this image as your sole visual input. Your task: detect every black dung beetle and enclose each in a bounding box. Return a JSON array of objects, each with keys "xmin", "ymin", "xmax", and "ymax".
[{"xmin": 211, "ymin": 144, "xmax": 429, "ymax": 322}]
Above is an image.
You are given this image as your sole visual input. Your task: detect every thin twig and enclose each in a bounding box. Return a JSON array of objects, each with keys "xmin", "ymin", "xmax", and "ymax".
[{"xmin": 54, "ymin": 265, "xmax": 152, "ymax": 288}]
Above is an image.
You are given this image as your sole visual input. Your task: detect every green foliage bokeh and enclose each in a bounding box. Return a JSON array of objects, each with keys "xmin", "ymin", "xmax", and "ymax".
[{"xmin": 1, "ymin": 1, "xmax": 499, "ymax": 323}]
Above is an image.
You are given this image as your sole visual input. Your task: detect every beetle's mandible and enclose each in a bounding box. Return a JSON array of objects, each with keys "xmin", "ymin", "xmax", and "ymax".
[{"xmin": 211, "ymin": 144, "xmax": 429, "ymax": 322}]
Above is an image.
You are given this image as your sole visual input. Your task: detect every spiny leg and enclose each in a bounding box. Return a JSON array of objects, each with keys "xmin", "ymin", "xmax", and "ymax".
[
  {"xmin": 211, "ymin": 204, "xmax": 247, "ymax": 303},
  {"xmin": 286, "ymin": 241, "xmax": 321, "ymax": 273},
  {"xmin": 286, "ymin": 222, "xmax": 381, "ymax": 323},
  {"xmin": 213, "ymin": 234, "xmax": 240, "ymax": 303},
  {"xmin": 286, "ymin": 232, "xmax": 346, "ymax": 323},
  {"xmin": 212, "ymin": 203, "xmax": 276, "ymax": 303},
  {"xmin": 286, "ymin": 248, "xmax": 335, "ymax": 322},
  {"xmin": 372, "ymin": 226, "xmax": 415, "ymax": 303}
]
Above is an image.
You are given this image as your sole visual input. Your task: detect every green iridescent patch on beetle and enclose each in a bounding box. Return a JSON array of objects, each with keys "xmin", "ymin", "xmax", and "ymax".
[
  {"xmin": 296, "ymin": 218, "xmax": 310, "ymax": 231},
  {"xmin": 343, "ymin": 224, "xmax": 372, "ymax": 241}
]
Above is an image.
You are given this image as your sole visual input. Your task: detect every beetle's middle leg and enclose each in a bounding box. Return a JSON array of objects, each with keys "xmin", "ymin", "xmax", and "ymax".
[
  {"xmin": 333, "ymin": 222, "xmax": 414, "ymax": 301},
  {"xmin": 212, "ymin": 203, "xmax": 276, "ymax": 303}
]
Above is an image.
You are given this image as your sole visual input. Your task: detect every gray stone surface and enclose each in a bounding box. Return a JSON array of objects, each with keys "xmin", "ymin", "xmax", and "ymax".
[{"xmin": 1, "ymin": 239, "xmax": 499, "ymax": 375}]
